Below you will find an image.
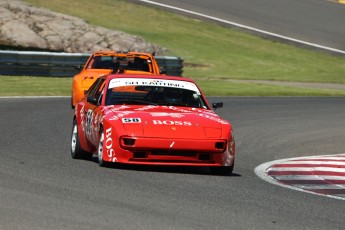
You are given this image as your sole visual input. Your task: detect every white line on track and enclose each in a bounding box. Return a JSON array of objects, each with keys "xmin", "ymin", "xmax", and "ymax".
[
  {"xmin": 273, "ymin": 160, "xmax": 345, "ymax": 165},
  {"xmin": 268, "ymin": 167, "xmax": 345, "ymax": 172},
  {"xmin": 273, "ymin": 175, "xmax": 345, "ymax": 180},
  {"xmin": 295, "ymin": 184, "xmax": 345, "ymax": 189},
  {"xmin": 0, "ymin": 96, "xmax": 70, "ymax": 99},
  {"xmin": 139, "ymin": 0, "xmax": 345, "ymax": 55}
]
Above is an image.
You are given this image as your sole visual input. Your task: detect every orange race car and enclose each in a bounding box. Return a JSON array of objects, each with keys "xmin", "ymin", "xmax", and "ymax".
[{"xmin": 71, "ymin": 51, "xmax": 161, "ymax": 108}]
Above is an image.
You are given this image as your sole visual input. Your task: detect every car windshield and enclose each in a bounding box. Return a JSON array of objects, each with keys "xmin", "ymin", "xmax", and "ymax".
[
  {"xmin": 105, "ymin": 78, "xmax": 208, "ymax": 108},
  {"xmin": 87, "ymin": 56, "xmax": 151, "ymax": 72}
]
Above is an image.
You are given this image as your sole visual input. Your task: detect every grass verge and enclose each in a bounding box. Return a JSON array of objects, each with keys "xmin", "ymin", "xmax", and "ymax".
[
  {"xmin": 2, "ymin": 75, "xmax": 345, "ymax": 97},
  {"xmin": 3, "ymin": 0, "xmax": 345, "ymax": 96},
  {"xmin": 0, "ymin": 76, "xmax": 72, "ymax": 96}
]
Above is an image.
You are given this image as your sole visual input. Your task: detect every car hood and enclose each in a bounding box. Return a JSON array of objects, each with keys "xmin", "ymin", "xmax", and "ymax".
[{"xmin": 106, "ymin": 106, "xmax": 229, "ymax": 139}]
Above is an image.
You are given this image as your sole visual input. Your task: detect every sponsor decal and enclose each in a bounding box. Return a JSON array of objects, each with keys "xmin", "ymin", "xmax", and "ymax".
[
  {"xmin": 122, "ymin": 118, "xmax": 141, "ymax": 123},
  {"xmin": 102, "ymin": 106, "xmax": 130, "ymax": 115},
  {"xmin": 109, "ymin": 111, "xmax": 134, "ymax": 121},
  {"xmin": 85, "ymin": 109, "xmax": 93, "ymax": 136},
  {"xmin": 80, "ymin": 105, "xmax": 85, "ymax": 132},
  {"xmin": 93, "ymin": 114, "xmax": 98, "ymax": 124},
  {"xmin": 197, "ymin": 113, "xmax": 229, "ymax": 125},
  {"xmin": 104, "ymin": 109, "xmax": 113, "ymax": 115},
  {"xmin": 166, "ymin": 106, "xmax": 229, "ymax": 125},
  {"xmin": 105, "ymin": 127, "xmax": 117, "ymax": 162},
  {"xmin": 135, "ymin": 105, "xmax": 157, "ymax": 111},
  {"xmin": 110, "ymin": 105, "xmax": 130, "ymax": 111},
  {"xmin": 109, "ymin": 115, "xmax": 119, "ymax": 121},
  {"xmin": 150, "ymin": 112, "xmax": 184, "ymax": 118},
  {"xmin": 152, "ymin": 120, "xmax": 192, "ymax": 126},
  {"xmin": 108, "ymin": 78, "xmax": 200, "ymax": 93}
]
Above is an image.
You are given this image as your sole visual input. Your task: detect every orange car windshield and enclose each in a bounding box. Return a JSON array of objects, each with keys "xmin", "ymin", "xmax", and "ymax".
[{"xmin": 86, "ymin": 55, "xmax": 152, "ymax": 72}]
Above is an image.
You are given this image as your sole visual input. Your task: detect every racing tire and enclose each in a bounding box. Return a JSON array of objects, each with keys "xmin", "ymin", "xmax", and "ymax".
[
  {"xmin": 71, "ymin": 119, "xmax": 92, "ymax": 160},
  {"xmin": 209, "ymin": 164, "xmax": 234, "ymax": 176},
  {"xmin": 97, "ymin": 128, "xmax": 109, "ymax": 167}
]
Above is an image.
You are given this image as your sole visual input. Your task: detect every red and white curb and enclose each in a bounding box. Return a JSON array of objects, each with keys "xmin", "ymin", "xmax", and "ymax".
[{"xmin": 254, "ymin": 154, "xmax": 345, "ymax": 200}]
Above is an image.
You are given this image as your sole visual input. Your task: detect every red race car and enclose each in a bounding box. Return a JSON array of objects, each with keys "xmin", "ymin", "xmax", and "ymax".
[{"xmin": 71, "ymin": 74, "xmax": 236, "ymax": 175}]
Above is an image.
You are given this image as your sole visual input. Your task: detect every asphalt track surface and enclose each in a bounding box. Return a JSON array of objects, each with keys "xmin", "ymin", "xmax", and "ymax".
[
  {"xmin": 136, "ymin": 0, "xmax": 345, "ymax": 54},
  {"xmin": 1, "ymin": 97, "xmax": 345, "ymax": 229}
]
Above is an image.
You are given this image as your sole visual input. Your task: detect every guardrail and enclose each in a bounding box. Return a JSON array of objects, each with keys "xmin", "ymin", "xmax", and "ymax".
[{"xmin": 0, "ymin": 50, "xmax": 184, "ymax": 77}]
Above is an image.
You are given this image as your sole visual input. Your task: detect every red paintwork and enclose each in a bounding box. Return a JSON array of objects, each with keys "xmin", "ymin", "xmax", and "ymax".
[{"xmin": 74, "ymin": 74, "xmax": 235, "ymax": 167}]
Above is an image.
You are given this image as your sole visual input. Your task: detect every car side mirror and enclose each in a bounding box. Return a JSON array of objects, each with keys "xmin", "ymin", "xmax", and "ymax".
[
  {"xmin": 87, "ymin": 95, "xmax": 98, "ymax": 105},
  {"xmin": 212, "ymin": 102, "xmax": 223, "ymax": 110}
]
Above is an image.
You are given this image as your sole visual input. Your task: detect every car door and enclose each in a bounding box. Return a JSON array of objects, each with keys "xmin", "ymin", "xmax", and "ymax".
[{"xmin": 83, "ymin": 77, "xmax": 106, "ymax": 146}]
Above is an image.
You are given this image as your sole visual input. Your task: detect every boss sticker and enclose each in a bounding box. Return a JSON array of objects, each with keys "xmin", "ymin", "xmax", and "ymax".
[
  {"xmin": 152, "ymin": 120, "xmax": 192, "ymax": 126},
  {"xmin": 105, "ymin": 127, "xmax": 117, "ymax": 162}
]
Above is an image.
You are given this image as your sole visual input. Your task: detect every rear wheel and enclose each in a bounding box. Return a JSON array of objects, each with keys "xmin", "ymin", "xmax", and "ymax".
[{"xmin": 71, "ymin": 119, "xmax": 92, "ymax": 160}]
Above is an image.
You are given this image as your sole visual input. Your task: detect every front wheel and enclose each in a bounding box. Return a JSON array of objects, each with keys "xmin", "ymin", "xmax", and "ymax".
[
  {"xmin": 71, "ymin": 119, "xmax": 92, "ymax": 160},
  {"xmin": 97, "ymin": 128, "xmax": 109, "ymax": 167}
]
